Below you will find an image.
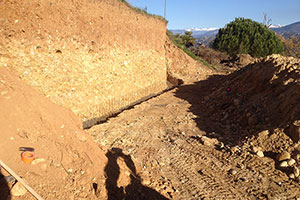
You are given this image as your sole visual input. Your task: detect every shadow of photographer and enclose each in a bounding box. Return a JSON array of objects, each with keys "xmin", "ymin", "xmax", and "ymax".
[
  {"xmin": 105, "ymin": 148, "xmax": 169, "ymax": 200},
  {"xmin": 0, "ymin": 171, "xmax": 11, "ymax": 200}
]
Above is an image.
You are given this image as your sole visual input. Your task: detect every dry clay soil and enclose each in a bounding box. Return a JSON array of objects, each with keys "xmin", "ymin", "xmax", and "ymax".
[
  {"xmin": 88, "ymin": 55, "xmax": 300, "ymax": 200},
  {"xmin": 1, "ymin": 56, "xmax": 300, "ymax": 199}
]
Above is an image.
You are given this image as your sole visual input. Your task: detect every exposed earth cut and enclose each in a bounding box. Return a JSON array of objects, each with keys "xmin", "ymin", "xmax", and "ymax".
[
  {"xmin": 1, "ymin": 0, "xmax": 300, "ymax": 199},
  {"xmin": 1, "ymin": 46, "xmax": 300, "ymax": 200}
]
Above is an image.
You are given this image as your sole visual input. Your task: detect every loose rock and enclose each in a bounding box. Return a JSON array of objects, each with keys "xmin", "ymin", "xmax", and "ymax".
[
  {"xmin": 228, "ymin": 169, "xmax": 237, "ymax": 175},
  {"xmin": 252, "ymin": 146, "xmax": 261, "ymax": 153},
  {"xmin": 277, "ymin": 151, "xmax": 291, "ymax": 162},
  {"xmin": 256, "ymin": 151, "xmax": 264, "ymax": 157},
  {"xmin": 279, "ymin": 161, "xmax": 289, "ymax": 168},
  {"xmin": 11, "ymin": 182, "xmax": 27, "ymax": 196},
  {"xmin": 288, "ymin": 159, "xmax": 296, "ymax": 166},
  {"xmin": 201, "ymin": 136, "xmax": 218, "ymax": 147},
  {"xmin": 289, "ymin": 173, "xmax": 295, "ymax": 179},
  {"xmin": 31, "ymin": 158, "xmax": 46, "ymax": 165}
]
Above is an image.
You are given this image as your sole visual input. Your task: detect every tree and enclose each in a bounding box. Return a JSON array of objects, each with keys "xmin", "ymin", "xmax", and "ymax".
[
  {"xmin": 279, "ymin": 35, "xmax": 300, "ymax": 58},
  {"xmin": 263, "ymin": 13, "xmax": 272, "ymax": 28},
  {"xmin": 212, "ymin": 18, "xmax": 284, "ymax": 57},
  {"xmin": 180, "ymin": 31, "xmax": 195, "ymax": 48},
  {"xmin": 167, "ymin": 31, "xmax": 195, "ymax": 49}
]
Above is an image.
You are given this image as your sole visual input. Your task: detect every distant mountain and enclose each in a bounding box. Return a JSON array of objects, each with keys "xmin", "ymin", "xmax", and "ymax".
[
  {"xmin": 169, "ymin": 21, "xmax": 300, "ymax": 46},
  {"xmin": 269, "ymin": 24, "xmax": 283, "ymax": 29},
  {"xmin": 271, "ymin": 21, "xmax": 300, "ymax": 37},
  {"xmin": 170, "ymin": 28, "xmax": 219, "ymax": 38}
]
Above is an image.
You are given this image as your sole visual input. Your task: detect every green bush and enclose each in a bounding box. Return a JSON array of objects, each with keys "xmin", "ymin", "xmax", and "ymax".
[
  {"xmin": 167, "ymin": 31, "xmax": 217, "ymax": 69},
  {"xmin": 167, "ymin": 30, "xmax": 199, "ymax": 60},
  {"xmin": 212, "ymin": 18, "xmax": 284, "ymax": 57}
]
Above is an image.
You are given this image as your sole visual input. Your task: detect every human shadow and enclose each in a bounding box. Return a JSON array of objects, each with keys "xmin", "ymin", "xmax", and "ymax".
[
  {"xmin": 105, "ymin": 148, "xmax": 169, "ymax": 200},
  {"xmin": 0, "ymin": 171, "xmax": 11, "ymax": 200},
  {"xmin": 175, "ymin": 60, "xmax": 300, "ymax": 147}
]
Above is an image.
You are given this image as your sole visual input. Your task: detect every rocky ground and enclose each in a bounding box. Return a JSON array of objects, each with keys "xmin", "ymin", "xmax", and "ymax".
[
  {"xmin": 0, "ymin": 67, "xmax": 107, "ymax": 200},
  {"xmin": 1, "ymin": 54, "xmax": 300, "ymax": 200},
  {"xmin": 88, "ymin": 54, "xmax": 300, "ymax": 200}
]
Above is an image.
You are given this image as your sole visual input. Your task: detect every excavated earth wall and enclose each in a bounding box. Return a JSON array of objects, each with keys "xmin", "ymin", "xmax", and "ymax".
[{"xmin": 0, "ymin": 0, "xmax": 167, "ymax": 123}]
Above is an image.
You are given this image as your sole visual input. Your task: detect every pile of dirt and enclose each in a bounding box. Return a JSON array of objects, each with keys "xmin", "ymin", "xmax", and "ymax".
[
  {"xmin": 195, "ymin": 54, "xmax": 299, "ymax": 140},
  {"xmin": 0, "ymin": 67, "xmax": 107, "ymax": 199},
  {"xmin": 176, "ymin": 54, "xmax": 300, "ymax": 180}
]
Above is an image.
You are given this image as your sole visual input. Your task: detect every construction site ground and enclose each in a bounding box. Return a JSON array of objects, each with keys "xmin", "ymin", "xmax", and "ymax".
[
  {"xmin": 88, "ymin": 55, "xmax": 300, "ymax": 200},
  {"xmin": 1, "ymin": 55, "xmax": 300, "ymax": 200}
]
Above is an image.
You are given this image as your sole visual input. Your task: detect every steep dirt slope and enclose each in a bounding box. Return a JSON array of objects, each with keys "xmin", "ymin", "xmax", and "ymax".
[
  {"xmin": 0, "ymin": 67, "xmax": 107, "ymax": 199},
  {"xmin": 88, "ymin": 55, "xmax": 300, "ymax": 199},
  {"xmin": 0, "ymin": 0, "xmax": 167, "ymax": 123},
  {"xmin": 165, "ymin": 37, "xmax": 213, "ymax": 84}
]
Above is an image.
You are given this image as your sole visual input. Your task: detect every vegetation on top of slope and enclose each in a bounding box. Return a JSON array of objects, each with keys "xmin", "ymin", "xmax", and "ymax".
[
  {"xmin": 167, "ymin": 30, "xmax": 198, "ymax": 60},
  {"xmin": 167, "ymin": 30, "xmax": 217, "ymax": 69},
  {"xmin": 213, "ymin": 18, "xmax": 284, "ymax": 58},
  {"xmin": 278, "ymin": 35, "xmax": 300, "ymax": 58},
  {"xmin": 118, "ymin": 0, "xmax": 167, "ymax": 22}
]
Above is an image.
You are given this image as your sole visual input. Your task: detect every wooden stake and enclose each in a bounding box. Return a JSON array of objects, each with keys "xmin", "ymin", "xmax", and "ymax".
[{"xmin": 0, "ymin": 160, "xmax": 44, "ymax": 200}]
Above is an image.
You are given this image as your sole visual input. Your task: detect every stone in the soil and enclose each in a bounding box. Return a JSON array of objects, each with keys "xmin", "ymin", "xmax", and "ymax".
[
  {"xmin": 297, "ymin": 154, "xmax": 300, "ymax": 161},
  {"xmin": 289, "ymin": 173, "xmax": 295, "ymax": 179},
  {"xmin": 256, "ymin": 151, "xmax": 264, "ymax": 157},
  {"xmin": 201, "ymin": 136, "xmax": 218, "ymax": 147},
  {"xmin": 279, "ymin": 161, "xmax": 289, "ymax": 168},
  {"xmin": 277, "ymin": 151, "xmax": 291, "ymax": 162},
  {"xmin": 11, "ymin": 182, "xmax": 27, "ymax": 196},
  {"xmin": 252, "ymin": 146, "xmax": 261, "ymax": 153},
  {"xmin": 228, "ymin": 169, "xmax": 237, "ymax": 175},
  {"xmin": 288, "ymin": 159, "xmax": 296, "ymax": 166},
  {"xmin": 31, "ymin": 158, "xmax": 46, "ymax": 165}
]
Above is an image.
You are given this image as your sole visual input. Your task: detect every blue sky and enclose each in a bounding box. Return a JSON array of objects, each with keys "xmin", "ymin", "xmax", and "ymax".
[{"xmin": 127, "ymin": 0, "xmax": 300, "ymax": 29}]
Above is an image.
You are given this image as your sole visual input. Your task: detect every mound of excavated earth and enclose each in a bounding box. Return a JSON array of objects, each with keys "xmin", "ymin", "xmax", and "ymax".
[
  {"xmin": 0, "ymin": 67, "xmax": 107, "ymax": 199},
  {"xmin": 193, "ymin": 54, "xmax": 300, "ymax": 146}
]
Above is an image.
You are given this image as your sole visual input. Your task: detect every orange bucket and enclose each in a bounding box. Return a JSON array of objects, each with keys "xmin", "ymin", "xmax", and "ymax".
[{"xmin": 21, "ymin": 151, "xmax": 35, "ymax": 164}]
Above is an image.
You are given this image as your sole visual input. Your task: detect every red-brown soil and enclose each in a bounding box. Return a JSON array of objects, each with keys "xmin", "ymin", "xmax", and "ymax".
[
  {"xmin": 1, "ymin": 0, "xmax": 300, "ymax": 199},
  {"xmin": 88, "ymin": 55, "xmax": 300, "ymax": 199},
  {"xmin": 0, "ymin": 67, "xmax": 107, "ymax": 199}
]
